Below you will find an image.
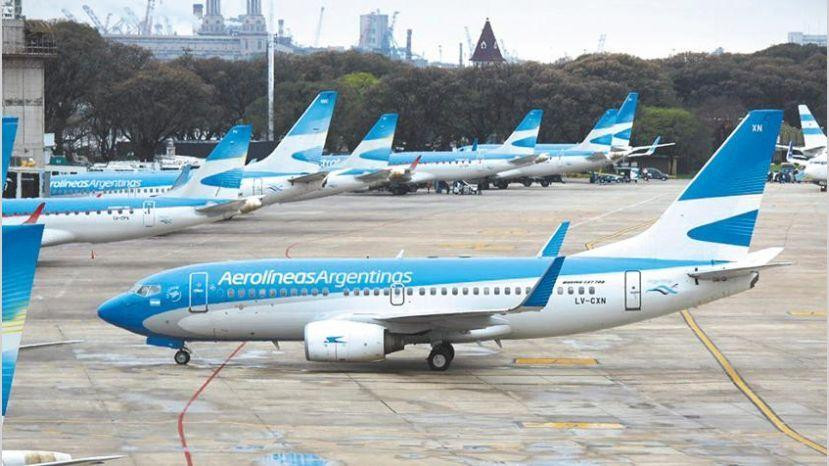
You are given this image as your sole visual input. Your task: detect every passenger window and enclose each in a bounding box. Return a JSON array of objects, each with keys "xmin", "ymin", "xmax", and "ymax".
[
  {"xmin": 269, "ymin": 289, "xmax": 276, "ymax": 297},
  {"xmin": 557, "ymin": 287, "xmax": 563, "ymax": 295},
  {"xmin": 258, "ymin": 289, "xmax": 266, "ymax": 298},
  {"xmin": 451, "ymin": 288, "xmax": 458, "ymax": 295},
  {"xmin": 85, "ymin": 211, "xmax": 90, "ymax": 215},
  {"xmin": 383, "ymin": 288, "xmax": 390, "ymax": 296},
  {"xmin": 344, "ymin": 289, "xmax": 350, "ymax": 296},
  {"xmin": 578, "ymin": 286, "xmax": 584, "ymax": 295},
  {"xmin": 290, "ymin": 288, "xmax": 298, "ymax": 297},
  {"xmin": 373, "ymin": 289, "xmax": 380, "ymax": 296},
  {"xmin": 419, "ymin": 288, "xmax": 426, "ymax": 296},
  {"xmin": 248, "ymin": 289, "xmax": 255, "ymax": 297},
  {"xmin": 567, "ymin": 287, "xmax": 574, "ymax": 295},
  {"xmin": 311, "ymin": 288, "xmax": 318, "ymax": 296},
  {"xmin": 515, "ymin": 287, "xmax": 521, "ymax": 295},
  {"xmin": 430, "ymin": 287, "xmax": 436, "ymax": 295},
  {"xmin": 280, "ymin": 289, "xmax": 287, "ymax": 297},
  {"xmin": 117, "ymin": 209, "xmax": 123, "ymax": 214},
  {"xmin": 301, "ymin": 288, "xmax": 308, "ymax": 296},
  {"xmin": 363, "ymin": 289, "xmax": 370, "ymax": 296},
  {"xmin": 473, "ymin": 287, "xmax": 479, "ymax": 295},
  {"xmin": 504, "ymin": 287, "xmax": 511, "ymax": 295},
  {"xmin": 494, "ymin": 287, "xmax": 500, "ymax": 295},
  {"xmin": 322, "ymin": 288, "xmax": 329, "ymax": 296},
  {"xmin": 107, "ymin": 210, "xmax": 112, "ymax": 214},
  {"xmin": 237, "ymin": 288, "xmax": 245, "ymax": 297},
  {"xmin": 483, "ymin": 287, "xmax": 490, "ymax": 295},
  {"xmin": 406, "ymin": 288, "xmax": 413, "ymax": 296},
  {"xmin": 228, "ymin": 289, "xmax": 235, "ymax": 298},
  {"xmin": 462, "ymin": 287, "xmax": 468, "ymax": 295},
  {"xmin": 441, "ymin": 288, "xmax": 448, "ymax": 296},
  {"xmin": 589, "ymin": 286, "xmax": 595, "ymax": 295}
]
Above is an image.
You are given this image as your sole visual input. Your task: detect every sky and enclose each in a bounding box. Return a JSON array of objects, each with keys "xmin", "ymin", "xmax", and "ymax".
[{"xmin": 24, "ymin": 0, "xmax": 828, "ymax": 62}]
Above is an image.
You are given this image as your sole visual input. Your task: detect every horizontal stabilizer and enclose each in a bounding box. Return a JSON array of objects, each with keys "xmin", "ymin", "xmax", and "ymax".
[
  {"xmin": 537, "ymin": 221, "xmax": 569, "ymax": 257},
  {"xmin": 688, "ymin": 247, "xmax": 790, "ymax": 280},
  {"xmin": 195, "ymin": 199, "xmax": 246, "ymax": 215},
  {"xmin": 289, "ymin": 171, "xmax": 328, "ymax": 184}
]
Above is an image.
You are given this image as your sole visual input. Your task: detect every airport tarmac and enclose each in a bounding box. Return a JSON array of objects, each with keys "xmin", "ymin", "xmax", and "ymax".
[{"xmin": 5, "ymin": 179, "xmax": 826, "ymax": 465}]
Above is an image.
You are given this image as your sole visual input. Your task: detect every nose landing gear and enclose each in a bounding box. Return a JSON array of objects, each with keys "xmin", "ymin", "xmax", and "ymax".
[
  {"xmin": 174, "ymin": 348, "xmax": 191, "ymax": 365},
  {"xmin": 427, "ymin": 342, "xmax": 455, "ymax": 371}
]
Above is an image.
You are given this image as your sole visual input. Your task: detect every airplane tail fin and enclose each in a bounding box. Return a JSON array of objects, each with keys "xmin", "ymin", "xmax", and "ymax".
[
  {"xmin": 798, "ymin": 104, "xmax": 826, "ymax": 150},
  {"xmin": 171, "ymin": 125, "xmax": 252, "ymax": 200},
  {"xmin": 2, "ymin": 223, "xmax": 45, "ymax": 416},
  {"xmin": 611, "ymin": 92, "xmax": 638, "ymax": 149},
  {"xmin": 572, "ymin": 108, "xmax": 618, "ymax": 152},
  {"xmin": 577, "ymin": 110, "xmax": 783, "ymax": 262},
  {"xmin": 339, "ymin": 113, "xmax": 398, "ymax": 169},
  {"xmin": 249, "ymin": 91, "xmax": 337, "ymax": 173},
  {"xmin": 493, "ymin": 109, "xmax": 543, "ymax": 155},
  {"xmin": 3, "ymin": 116, "xmax": 19, "ymax": 191}
]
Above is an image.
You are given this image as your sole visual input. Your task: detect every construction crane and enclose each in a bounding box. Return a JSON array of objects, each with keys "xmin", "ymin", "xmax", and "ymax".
[
  {"xmin": 313, "ymin": 6, "xmax": 324, "ymax": 47},
  {"xmin": 82, "ymin": 5, "xmax": 107, "ymax": 33},
  {"xmin": 597, "ymin": 33, "xmax": 606, "ymax": 54},
  {"xmin": 464, "ymin": 26, "xmax": 474, "ymax": 55},
  {"xmin": 140, "ymin": 0, "xmax": 156, "ymax": 35},
  {"xmin": 386, "ymin": 11, "xmax": 400, "ymax": 54},
  {"xmin": 123, "ymin": 7, "xmax": 141, "ymax": 33},
  {"xmin": 110, "ymin": 17, "xmax": 126, "ymax": 34},
  {"xmin": 61, "ymin": 8, "xmax": 77, "ymax": 21}
]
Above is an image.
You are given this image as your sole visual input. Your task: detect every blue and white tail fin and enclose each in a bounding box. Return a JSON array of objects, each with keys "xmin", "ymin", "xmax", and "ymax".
[
  {"xmin": 248, "ymin": 91, "xmax": 337, "ymax": 173},
  {"xmin": 572, "ymin": 109, "xmax": 618, "ymax": 152},
  {"xmin": 798, "ymin": 104, "xmax": 826, "ymax": 151},
  {"xmin": 171, "ymin": 125, "xmax": 251, "ymax": 200},
  {"xmin": 3, "ymin": 116, "xmax": 18, "ymax": 190},
  {"xmin": 3, "ymin": 223, "xmax": 45, "ymax": 416},
  {"xmin": 493, "ymin": 109, "xmax": 543, "ymax": 155},
  {"xmin": 577, "ymin": 110, "xmax": 783, "ymax": 262},
  {"xmin": 339, "ymin": 114, "xmax": 398, "ymax": 169},
  {"xmin": 610, "ymin": 92, "xmax": 638, "ymax": 150}
]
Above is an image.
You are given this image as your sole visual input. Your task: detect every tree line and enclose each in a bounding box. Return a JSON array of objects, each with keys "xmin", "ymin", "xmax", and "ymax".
[{"xmin": 35, "ymin": 20, "xmax": 826, "ymax": 173}]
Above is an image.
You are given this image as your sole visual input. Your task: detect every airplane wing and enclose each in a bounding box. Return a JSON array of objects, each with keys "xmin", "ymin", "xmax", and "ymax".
[
  {"xmin": 20, "ymin": 339, "xmax": 83, "ymax": 350},
  {"xmin": 688, "ymin": 247, "xmax": 791, "ymax": 280},
  {"xmin": 289, "ymin": 171, "xmax": 328, "ymax": 184},
  {"xmin": 508, "ymin": 154, "xmax": 542, "ymax": 166},
  {"xmin": 34, "ymin": 455, "xmax": 125, "ymax": 465},
  {"xmin": 356, "ymin": 169, "xmax": 393, "ymax": 183},
  {"xmin": 195, "ymin": 199, "xmax": 246, "ymax": 215},
  {"xmin": 355, "ymin": 257, "xmax": 565, "ymax": 325}
]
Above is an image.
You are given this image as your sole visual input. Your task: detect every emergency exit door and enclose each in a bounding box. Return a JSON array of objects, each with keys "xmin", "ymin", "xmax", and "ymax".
[
  {"xmin": 625, "ymin": 270, "xmax": 641, "ymax": 311},
  {"xmin": 142, "ymin": 200, "xmax": 155, "ymax": 227}
]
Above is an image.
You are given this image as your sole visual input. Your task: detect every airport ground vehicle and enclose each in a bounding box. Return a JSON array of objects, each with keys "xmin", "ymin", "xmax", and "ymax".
[
  {"xmin": 451, "ymin": 180, "xmax": 480, "ymax": 195},
  {"xmin": 641, "ymin": 167, "xmax": 669, "ymax": 180}
]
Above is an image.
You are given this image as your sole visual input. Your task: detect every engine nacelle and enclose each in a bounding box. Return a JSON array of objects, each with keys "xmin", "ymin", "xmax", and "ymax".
[{"xmin": 304, "ymin": 320, "xmax": 401, "ymax": 362}]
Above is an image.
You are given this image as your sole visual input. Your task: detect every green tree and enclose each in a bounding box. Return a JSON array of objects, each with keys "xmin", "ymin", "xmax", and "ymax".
[{"xmin": 631, "ymin": 106, "xmax": 712, "ymax": 173}]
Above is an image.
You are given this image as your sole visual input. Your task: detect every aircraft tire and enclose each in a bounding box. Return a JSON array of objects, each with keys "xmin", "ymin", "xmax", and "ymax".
[
  {"xmin": 174, "ymin": 349, "xmax": 191, "ymax": 365},
  {"xmin": 427, "ymin": 343, "xmax": 454, "ymax": 371}
]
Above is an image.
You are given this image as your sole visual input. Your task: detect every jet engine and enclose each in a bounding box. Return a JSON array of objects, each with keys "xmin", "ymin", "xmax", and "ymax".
[{"xmin": 304, "ymin": 320, "xmax": 404, "ymax": 362}]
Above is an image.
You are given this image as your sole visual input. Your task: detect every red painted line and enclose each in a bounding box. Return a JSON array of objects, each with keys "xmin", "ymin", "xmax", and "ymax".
[
  {"xmin": 177, "ymin": 343, "xmax": 246, "ymax": 466},
  {"xmin": 284, "ymin": 242, "xmax": 298, "ymax": 258}
]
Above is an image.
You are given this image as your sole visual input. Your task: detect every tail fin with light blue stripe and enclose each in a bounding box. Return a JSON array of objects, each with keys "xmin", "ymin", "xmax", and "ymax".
[
  {"xmin": 572, "ymin": 109, "xmax": 617, "ymax": 151},
  {"xmin": 493, "ymin": 109, "xmax": 543, "ymax": 155},
  {"xmin": 578, "ymin": 110, "xmax": 783, "ymax": 261},
  {"xmin": 3, "ymin": 116, "xmax": 18, "ymax": 191},
  {"xmin": 798, "ymin": 104, "xmax": 826, "ymax": 150},
  {"xmin": 2, "ymin": 224, "xmax": 45, "ymax": 416},
  {"xmin": 248, "ymin": 91, "xmax": 337, "ymax": 173},
  {"xmin": 171, "ymin": 124, "xmax": 251, "ymax": 200},
  {"xmin": 340, "ymin": 114, "xmax": 398, "ymax": 169},
  {"xmin": 611, "ymin": 92, "xmax": 638, "ymax": 149}
]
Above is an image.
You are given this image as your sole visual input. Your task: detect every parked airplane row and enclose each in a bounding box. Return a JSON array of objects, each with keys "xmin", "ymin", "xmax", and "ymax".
[
  {"xmin": 782, "ymin": 104, "xmax": 827, "ymax": 191},
  {"xmin": 5, "ymin": 91, "xmax": 669, "ymax": 248}
]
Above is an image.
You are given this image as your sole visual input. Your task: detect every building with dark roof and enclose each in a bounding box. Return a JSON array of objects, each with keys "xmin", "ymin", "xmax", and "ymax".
[{"xmin": 470, "ymin": 18, "xmax": 505, "ymax": 65}]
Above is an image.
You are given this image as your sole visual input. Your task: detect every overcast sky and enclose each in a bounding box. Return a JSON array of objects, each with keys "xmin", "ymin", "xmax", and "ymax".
[{"xmin": 25, "ymin": 0, "xmax": 827, "ymax": 62}]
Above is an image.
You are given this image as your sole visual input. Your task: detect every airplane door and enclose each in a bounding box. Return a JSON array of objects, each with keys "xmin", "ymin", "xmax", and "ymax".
[
  {"xmin": 625, "ymin": 270, "xmax": 641, "ymax": 311},
  {"xmin": 189, "ymin": 272, "xmax": 208, "ymax": 312},
  {"xmin": 142, "ymin": 200, "xmax": 155, "ymax": 227},
  {"xmin": 255, "ymin": 178, "xmax": 264, "ymax": 196},
  {"xmin": 390, "ymin": 283, "xmax": 404, "ymax": 306}
]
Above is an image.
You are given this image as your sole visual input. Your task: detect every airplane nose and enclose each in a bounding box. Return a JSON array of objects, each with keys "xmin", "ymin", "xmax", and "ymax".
[{"xmin": 97, "ymin": 294, "xmax": 134, "ymax": 329}]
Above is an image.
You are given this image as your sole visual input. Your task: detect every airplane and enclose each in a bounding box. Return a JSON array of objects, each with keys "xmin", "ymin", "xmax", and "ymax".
[
  {"xmin": 98, "ymin": 109, "xmax": 787, "ymax": 371},
  {"xmin": 486, "ymin": 93, "xmax": 673, "ymax": 188},
  {"xmin": 3, "ymin": 125, "xmax": 252, "ymax": 247},
  {"xmin": 286, "ymin": 113, "xmax": 420, "ymax": 201},
  {"xmin": 2, "ymin": 118, "xmax": 122, "ymax": 465},
  {"xmin": 379, "ymin": 109, "xmax": 547, "ymax": 194},
  {"xmin": 778, "ymin": 104, "xmax": 827, "ymax": 158},
  {"xmin": 786, "ymin": 141, "xmax": 828, "ymax": 191},
  {"xmin": 45, "ymin": 91, "xmax": 337, "ymax": 204}
]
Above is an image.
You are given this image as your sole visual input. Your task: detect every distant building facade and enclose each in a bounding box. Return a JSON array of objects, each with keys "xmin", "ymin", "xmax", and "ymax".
[
  {"xmin": 788, "ymin": 32, "xmax": 827, "ymax": 47},
  {"xmin": 107, "ymin": 0, "xmax": 280, "ymax": 61},
  {"xmin": 358, "ymin": 11, "xmax": 390, "ymax": 54}
]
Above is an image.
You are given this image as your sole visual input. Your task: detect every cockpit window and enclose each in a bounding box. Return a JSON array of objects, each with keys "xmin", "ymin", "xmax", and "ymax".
[{"xmin": 134, "ymin": 284, "xmax": 161, "ymax": 297}]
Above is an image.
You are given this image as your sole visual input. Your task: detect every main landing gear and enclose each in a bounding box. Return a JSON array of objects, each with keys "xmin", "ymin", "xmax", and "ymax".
[
  {"xmin": 174, "ymin": 347, "xmax": 191, "ymax": 365},
  {"xmin": 427, "ymin": 342, "xmax": 455, "ymax": 371}
]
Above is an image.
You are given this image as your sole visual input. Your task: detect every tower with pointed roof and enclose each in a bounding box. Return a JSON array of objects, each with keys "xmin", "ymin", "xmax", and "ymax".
[{"xmin": 470, "ymin": 18, "xmax": 505, "ymax": 65}]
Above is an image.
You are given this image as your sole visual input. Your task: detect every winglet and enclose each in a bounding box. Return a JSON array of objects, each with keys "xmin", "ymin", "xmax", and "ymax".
[
  {"xmin": 516, "ymin": 257, "xmax": 565, "ymax": 311},
  {"xmin": 537, "ymin": 221, "xmax": 569, "ymax": 257},
  {"xmin": 23, "ymin": 202, "xmax": 45, "ymax": 224},
  {"xmin": 785, "ymin": 140, "xmax": 795, "ymax": 164},
  {"xmin": 409, "ymin": 155, "xmax": 421, "ymax": 171},
  {"xmin": 472, "ymin": 138, "xmax": 478, "ymax": 152},
  {"xmin": 645, "ymin": 136, "xmax": 661, "ymax": 155}
]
